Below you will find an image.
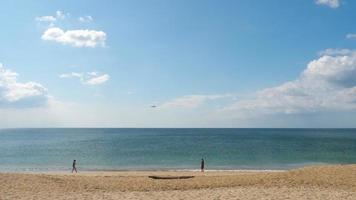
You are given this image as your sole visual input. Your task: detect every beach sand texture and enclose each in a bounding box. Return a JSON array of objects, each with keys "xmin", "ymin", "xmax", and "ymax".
[{"xmin": 1, "ymin": 164, "xmax": 356, "ymax": 200}]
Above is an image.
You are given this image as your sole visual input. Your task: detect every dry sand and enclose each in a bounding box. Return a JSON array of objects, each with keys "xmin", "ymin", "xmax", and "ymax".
[{"xmin": 1, "ymin": 164, "xmax": 356, "ymax": 200}]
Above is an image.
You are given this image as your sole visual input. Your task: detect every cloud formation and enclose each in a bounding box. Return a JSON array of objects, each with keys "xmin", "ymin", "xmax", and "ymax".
[
  {"xmin": 160, "ymin": 94, "xmax": 233, "ymax": 109},
  {"xmin": 78, "ymin": 16, "xmax": 93, "ymax": 23},
  {"xmin": 35, "ymin": 15, "xmax": 56, "ymax": 23},
  {"xmin": 42, "ymin": 27, "xmax": 106, "ymax": 48},
  {"xmin": 319, "ymin": 48, "xmax": 352, "ymax": 56},
  {"xmin": 346, "ymin": 33, "xmax": 356, "ymax": 40},
  {"xmin": 41, "ymin": 27, "xmax": 106, "ymax": 47},
  {"xmin": 0, "ymin": 63, "xmax": 48, "ymax": 107},
  {"xmin": 221, "ymin": 49, "xmax": 356, "ymax": 117},
  {"xmin": 315, "ymin": 0, "xmax": 340, "ymax": 8},
  {"xmin": 37, "ymin": 11, "xmax": 105, "ymax": 48},
  {"xmin": 59, "ymin": 71, "xmax": 110, "ymax": 85},
  {"xmin": 55, "ymin": 11, "xmax": 66, "ymax": 20},
  {"xmin": 35, "ymin": 10, "xmax": 67, "ymax": 23}
]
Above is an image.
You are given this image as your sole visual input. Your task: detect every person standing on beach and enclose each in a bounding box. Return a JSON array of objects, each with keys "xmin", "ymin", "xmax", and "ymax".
[
  {"xmin": 201, "ymin": 158, "xmax": 205, "ymax": 172},
  {"xmin": 72, "ymin": 160, "xmax": 77, "ymax": 173}
]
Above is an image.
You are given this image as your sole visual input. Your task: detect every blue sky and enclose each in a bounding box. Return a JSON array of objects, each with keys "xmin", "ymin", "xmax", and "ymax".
[{"xmin": 1, "ymin": 0, "xmax": 356, "ymax": 127}]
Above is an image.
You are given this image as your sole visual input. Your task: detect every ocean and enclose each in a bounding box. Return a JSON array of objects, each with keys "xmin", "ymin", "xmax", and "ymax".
[{"xmin": 0, "ymin": 128, "xmax": 356, "ymax": 172}]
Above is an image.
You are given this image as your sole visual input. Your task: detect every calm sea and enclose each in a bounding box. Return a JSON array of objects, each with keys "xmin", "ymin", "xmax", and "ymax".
[{"xmin": 0, "ymin": 128, "xmax": 355, "ymax": 171}]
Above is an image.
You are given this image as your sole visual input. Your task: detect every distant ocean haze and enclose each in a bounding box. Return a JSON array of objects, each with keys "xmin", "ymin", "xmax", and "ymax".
[{"xmin": 0, "ymin": 128, "xmax": 355, "ymax": 172}]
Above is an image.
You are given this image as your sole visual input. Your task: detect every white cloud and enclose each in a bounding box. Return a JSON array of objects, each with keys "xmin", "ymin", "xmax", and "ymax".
[
  {"xmin": 35, "ymin": 10, "xmax": 67, "ymax": 23},
  {"xmin": 319, "ymin": 48, "xmax": 352, "ymax": 56},
  {"xmin": 346, "ymin": 33, "xmax": 356, "ymax": 40},
  {"xmin": 37, "ymin": 12, "xmax": 105, "ymax": 48},
  {"xmin": 78, "ymin": 16, "xmax": 93, "ymax": 23},
  {"xmin": 0, "ymin": 63, "xmax": 48, "ymax": 107},
  {"xmin": 35, "ymin": 16, "xmax": 56, "ymax": 22},
  {"xmin": 59, "ymin": 71, "xmax": 109, "ymax": 85},
  {"xmin": 84, "ymin": 74, "xmax": 109, "ymax": 85},
  {"xmin": 160, "ymin": 94, "xmax": 232, "ymax": 109},
  {"xmin": 221, "ymin": 49, "xmax": 356, "ymax": 117},
  {"xmin": 59, "ymin": 72, "xmax": 83, "ymax": 79},
  {"xmin": 41, "ymin": 27, "xmax": 106, "ymax": 48},
  {"xmin": 315, "ymin": 0, "xmax": 340, "ymax": 8},
  {"xmin": 55, "ymin": 10, "xmax": 66, "ymax": 20}
]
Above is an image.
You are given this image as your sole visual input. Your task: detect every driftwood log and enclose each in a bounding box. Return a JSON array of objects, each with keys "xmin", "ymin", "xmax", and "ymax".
[{"xmin": 148, "ymin": 176, "xmax": 195, "ymax": 180}]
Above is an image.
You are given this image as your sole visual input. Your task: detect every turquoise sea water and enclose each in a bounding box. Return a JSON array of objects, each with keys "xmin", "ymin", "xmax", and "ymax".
[{"xmin": 0, "ymin": 128, "xmax": 356, "ymax": 171}]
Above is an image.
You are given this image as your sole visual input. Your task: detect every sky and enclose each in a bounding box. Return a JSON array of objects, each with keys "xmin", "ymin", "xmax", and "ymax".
[{"xmin": 1, "ymin": 0, "xmax": 356, "ymax": 128}]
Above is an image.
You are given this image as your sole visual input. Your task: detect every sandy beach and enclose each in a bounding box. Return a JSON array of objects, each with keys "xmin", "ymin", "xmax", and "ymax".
[{"xmin": 1, "ymin": 164, "xmax": 356, "ymax": 200}]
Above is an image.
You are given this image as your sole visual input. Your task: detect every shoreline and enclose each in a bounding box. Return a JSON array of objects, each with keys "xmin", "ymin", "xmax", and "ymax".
[
  {"xmin": 0, "ymin": 162, "xmax": 331, "ymax": 173},
  {"xmin": 0, "ymin": 168, "xmax": 287, "ymax": 174}
]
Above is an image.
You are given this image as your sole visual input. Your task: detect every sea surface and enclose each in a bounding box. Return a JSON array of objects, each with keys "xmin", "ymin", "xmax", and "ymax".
[{"xmin": 0, "ymin": 128, "xmax": 356, "ymax": 172}]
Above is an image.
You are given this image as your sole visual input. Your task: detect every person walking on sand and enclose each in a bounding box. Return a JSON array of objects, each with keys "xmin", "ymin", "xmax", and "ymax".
[
  {"xmin": 72, "ymin": 160, "xmax": 77, "ymax": 173},
  {"xmin": 201, "ymin": 158, "xmax": 205, "ymax": 172}
]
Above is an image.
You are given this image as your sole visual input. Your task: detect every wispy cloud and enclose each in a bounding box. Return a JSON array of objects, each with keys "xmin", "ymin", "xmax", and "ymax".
[
  {"xmin": 59, "ymin": 71, "xmax": 110, "ymax": 85},
  {"xmin": 35, "ymin": 15, "xmax": 56, "ymax": 23},
  {"xmin": 78, "ymin": 16, "xmax": 93, "ymax": 23},
  {"xmin": 59, "ymin": 72, "xmax": 83, "ymax": 79},
  {"xmin": 319, "ymin": 48, "xmax": 353, "ymax": 56},
  {"xmin": 55, "ymin": 11, "xmax": 66, "ymax": 20},
  {"xmin": 84, "ymin": 74, "xmax": 109, "ymax": 85},
  {"xmin": 35, "ymin": 10, "xmax": 68, "ymax": 23},
  {"xmin": 0, "ymin": 63, "xmax": 48, "ymax": 107},
  {"xmin": 346, "ymin": 33, "xmax": 356, "ymax": 40},
  {"xmin": 315, "ymin": 0, "xmax": 340, "ymax": 8},
  {"xmin": 160, "ymin": 94, "xmax": 233, "ymax": 109},
  {"xmin": 41, "ymin": 27, "xmax": 106, "ymax": 48}
]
